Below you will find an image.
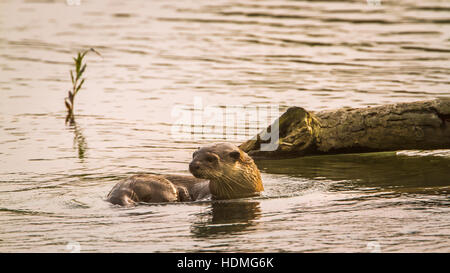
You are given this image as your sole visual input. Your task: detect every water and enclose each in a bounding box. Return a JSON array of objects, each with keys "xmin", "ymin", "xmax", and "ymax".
[{"xmin": 0, "ymin": 0, "xmax": 449, "ymax": 252}]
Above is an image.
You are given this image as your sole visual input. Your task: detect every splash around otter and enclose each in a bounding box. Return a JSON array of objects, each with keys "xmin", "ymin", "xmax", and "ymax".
[{"xmin": 106, "ymin": 143, "xmax": 264, "ymax": 206}]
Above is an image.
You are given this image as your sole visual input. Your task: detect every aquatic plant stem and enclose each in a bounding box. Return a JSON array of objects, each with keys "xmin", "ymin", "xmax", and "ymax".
[{"xmin": 65, "ymin": 48, "xmax": 101, "ymax": 125}]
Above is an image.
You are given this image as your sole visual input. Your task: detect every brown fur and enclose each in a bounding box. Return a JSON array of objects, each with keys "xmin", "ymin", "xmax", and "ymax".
[{"xmin": 106, "ymin": 143, "xmax": 263, "ymax": 206}]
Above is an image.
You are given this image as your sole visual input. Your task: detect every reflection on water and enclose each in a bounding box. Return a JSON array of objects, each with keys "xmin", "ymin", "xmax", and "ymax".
[
  {"xmin": 191, "ymin": 201, "xmax": 261, "ymax": 238},
  {"xmin": 0, "ymin": 0, "xmax": 449, "ymax": 252},
  {"xmin": 68, "ymin": 122, "xmax": 88, "ymax": 160},
  {"xmin": 258, "ymin": 151, "xmax": 450, "ymax": 195}
]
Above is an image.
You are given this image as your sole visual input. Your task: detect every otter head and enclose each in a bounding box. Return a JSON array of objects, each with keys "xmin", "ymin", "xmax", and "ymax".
[{"xmin": 189, "ymin": 143, "xmax": 263, "ymax": 199}]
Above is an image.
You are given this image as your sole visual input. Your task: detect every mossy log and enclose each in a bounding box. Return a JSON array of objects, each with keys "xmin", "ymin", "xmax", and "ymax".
[{"xmin": 240, "ymin": 98, "xmax": 450, "ymax": 159}]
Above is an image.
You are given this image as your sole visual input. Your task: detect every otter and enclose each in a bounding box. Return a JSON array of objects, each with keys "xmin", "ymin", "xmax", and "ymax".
[{"xmin": 106, "ymin": 143, "xmax": 263, "ymax": 206}]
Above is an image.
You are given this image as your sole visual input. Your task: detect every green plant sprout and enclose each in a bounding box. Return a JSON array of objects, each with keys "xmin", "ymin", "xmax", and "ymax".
[{"xmin": 65, "ymin": 48, "xmax": 101, "ymax": 125}]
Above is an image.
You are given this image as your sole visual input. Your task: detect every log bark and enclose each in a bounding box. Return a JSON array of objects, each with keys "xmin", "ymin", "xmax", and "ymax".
[{"xmin": 240, "ymin": 98, "xmax": 450, "ymax": 159}]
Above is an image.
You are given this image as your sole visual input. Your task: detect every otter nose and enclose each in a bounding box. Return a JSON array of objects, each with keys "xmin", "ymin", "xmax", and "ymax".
[{"xmin": 189, "ymin": 161, "xmax": 200, "ymax": 173}]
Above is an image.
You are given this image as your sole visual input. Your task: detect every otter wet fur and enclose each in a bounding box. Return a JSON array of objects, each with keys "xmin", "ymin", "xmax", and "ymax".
[{"xmin": 106, "ymin": 143, "xmax": 264, "ymax": 206}]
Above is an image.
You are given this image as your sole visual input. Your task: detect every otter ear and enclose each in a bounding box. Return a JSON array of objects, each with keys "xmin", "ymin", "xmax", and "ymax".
[{"xmin": 229, "ymin": 151, "xmax": 241, "ymax": 161}]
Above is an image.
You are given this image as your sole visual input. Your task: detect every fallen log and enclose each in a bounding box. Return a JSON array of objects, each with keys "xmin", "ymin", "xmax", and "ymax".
[{"xmin": 240, "ymin": 98, "xmax": 450, "ymax": 159}]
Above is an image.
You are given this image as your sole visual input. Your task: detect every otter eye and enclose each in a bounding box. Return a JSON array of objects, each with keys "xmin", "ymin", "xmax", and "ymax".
[
  {"xmin": 206, "ymin": 155, "xmax": 216, "ymax": 163},
  {"xmin": 192, "ymin": 151, "xmax": 198, "ymax": 159},
  {"xmin": 229, "ymin": 151, "xmax": 240, "ymax": 160}
]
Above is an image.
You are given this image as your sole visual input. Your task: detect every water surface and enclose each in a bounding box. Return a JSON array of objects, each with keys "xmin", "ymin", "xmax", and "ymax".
[{"xmin": 0, "ymin": 0, "xmax": 449, "ymax": 252}]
